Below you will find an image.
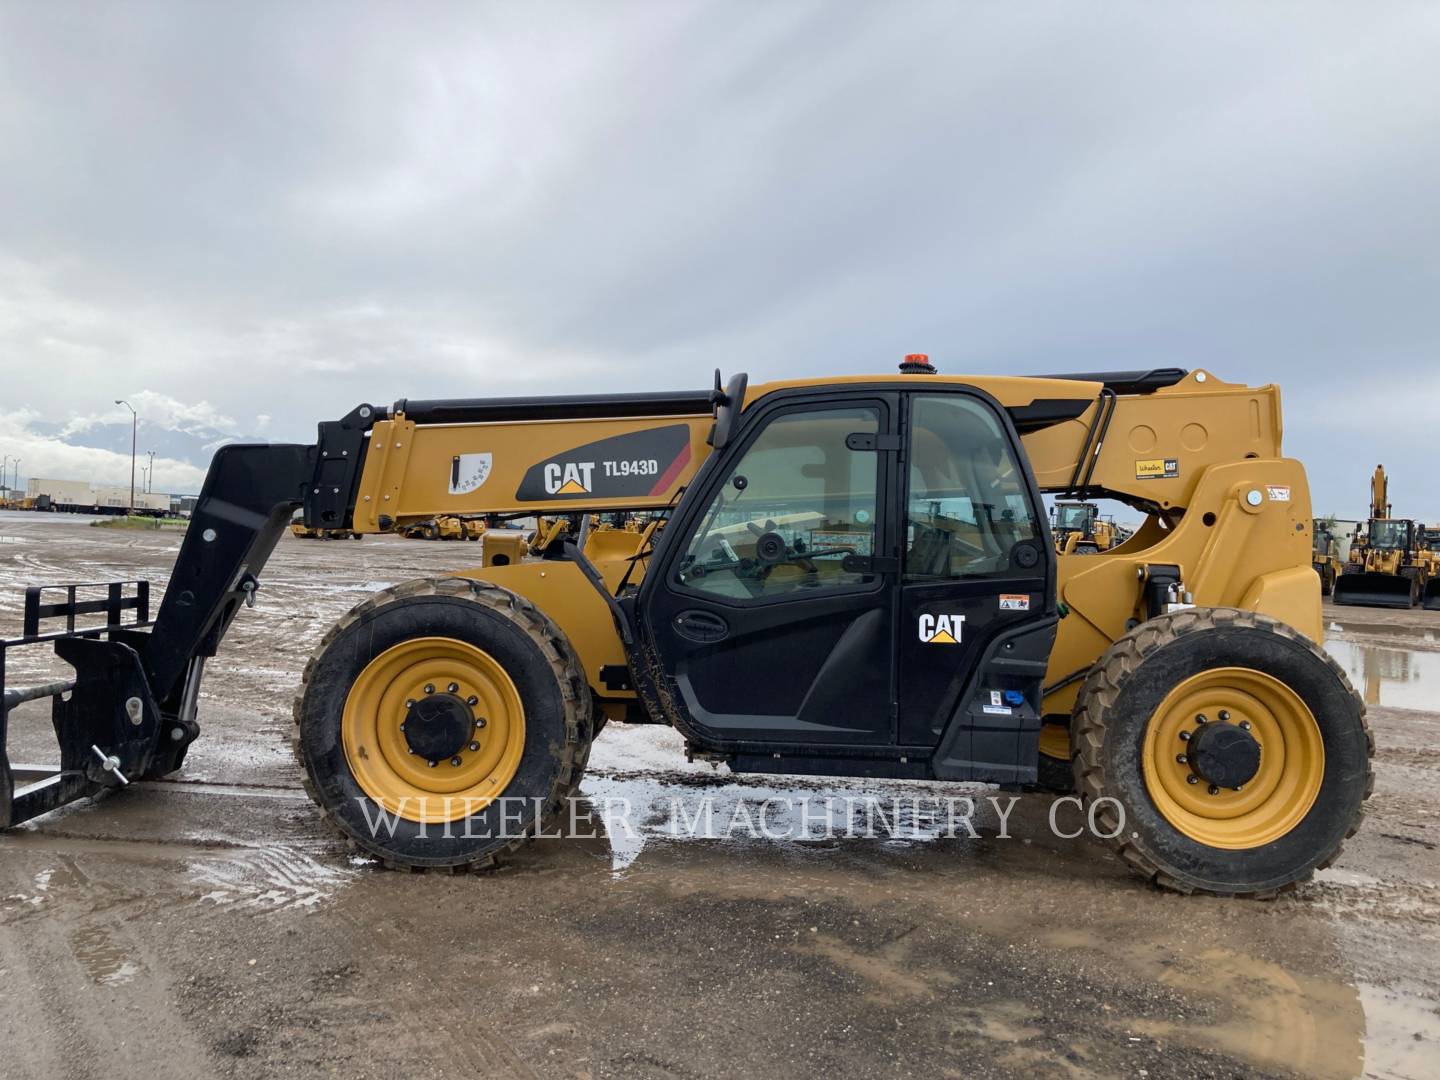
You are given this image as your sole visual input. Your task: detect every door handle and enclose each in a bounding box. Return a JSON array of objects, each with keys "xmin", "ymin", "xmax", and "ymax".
[{"xmin": 673, "ymin": 609, "xmax": 730, "ymax": 643}]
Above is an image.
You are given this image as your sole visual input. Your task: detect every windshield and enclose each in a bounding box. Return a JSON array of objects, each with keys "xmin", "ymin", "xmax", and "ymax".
[
  {"xmin": 1369, "ymin": 520, "xmax": 1411, "ymax": 550},
  {"xmin": 1055, "ymin": 504, "xmax": 1092, "ymax": 531}
]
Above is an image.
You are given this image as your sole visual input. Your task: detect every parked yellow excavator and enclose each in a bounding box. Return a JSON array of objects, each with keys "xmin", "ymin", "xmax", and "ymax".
[
  {"xmin": 0, "ymin": 361, "xmax": 1371, "ymax": 897},
  {"xmin": 1334, "ymin": 466, "xmax": 1431, "ymax": 608}
]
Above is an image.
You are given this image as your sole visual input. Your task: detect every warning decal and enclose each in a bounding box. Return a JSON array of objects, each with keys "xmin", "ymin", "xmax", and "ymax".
[{"xmin": 999, "ymin": 594, "xmax": 1030, "ymax": 611}]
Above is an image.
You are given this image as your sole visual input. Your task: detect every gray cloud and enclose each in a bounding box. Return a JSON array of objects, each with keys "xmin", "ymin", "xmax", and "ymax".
[{"xmin": 0, "ymin": 2, "xmax": 1437, "ymax": 517}]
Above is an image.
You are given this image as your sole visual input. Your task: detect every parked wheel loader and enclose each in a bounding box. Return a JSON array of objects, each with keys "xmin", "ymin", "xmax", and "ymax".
[
  {"xmin": 1311, "ymin": 518, "xmax": 1342, "ymax": 597},
  {"xmin": 1050, "ymin": 500, "xmax": 1124, "ymax": 555},
  {"xmin": 1334, "ymin": 465, "xmax": 1430, "ymax": 608},
  {"xmin": 1419, "ymin": 526, "xmax": 1440, "ymax": 611},
  {"xmin": 290, "ymin": 522, "xmax": 363, "ymax": 541},
  {"xmin": 400, "ymin": 514, "xmax": 484, "ymax": 541},
  {"xmin": 0, "ymin": 360, "xmax": 1372, "ymax": 897}
]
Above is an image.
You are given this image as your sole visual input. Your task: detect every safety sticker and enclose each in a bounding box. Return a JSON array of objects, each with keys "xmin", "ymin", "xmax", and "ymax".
[
  {"xmin": 982, "ymin": 705, "xmax": 1013, "ymax": 716},
  {"xmin": 1266, "ymin": 485, "xmax": 1291, "ymax": 502},
  {"xmin": 1135, "ymin": 457, "xmax": 1180, "ymax": 480},
  {"xmin": 999, "ymin": 594, "xmax": 1030, "ymax": 611},
  {"xmin": 918, "ymin": 613, "xmax": 964, "ymax": 645},
  {"xmin": 449, "ymin": 453, "xmax": 493, "ymax": 495}
]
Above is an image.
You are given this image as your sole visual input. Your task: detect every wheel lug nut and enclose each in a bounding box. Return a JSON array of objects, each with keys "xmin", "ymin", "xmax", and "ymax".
[
  {"xmin": 1218, "ymin": 710, "xmax": 1230, "ymax": 722},
  {"xmin": 1176, "ymin": 753, "xmax": 1188, "ymax": 764},
  {"xmin": 1208, "ymin": 784, "xmax": 1220, "ymax": 795},
  {"xmin": 1186, "ymin": 774, "xmax": 1199, "ymax": 785},
  {"xmin": 1195, "ymin": 714, "xmax": 1207, "ymax": 724},
  {"xmin": 406, "ymin": 699, "xmax": 415, "ymax": 709},
  {"xmin": 447, "ymin": 682, "xmax": 459, "ymax": 693},
  {"xmin": 467, "ymin": 695, "xmax": 478, "ymax": 706},
  {"xmin": 1179, "ymin": 731, "xmax": 1192, "ymax": 742},
  {"xmin": 475, "ymin": 717, "xmax": 487, "ymax": 728},
  {"xmin": 450, "ymin": 756, "xmax": 462, "ymax": 767},
  {"xmin": 407, "ymin": 748, "xmax": 415, "ymax": 755},
  {"xmin": 469, "ymin": 741, "xmax": 480, "ymax": 752},
  {"xmin": 1239, "ymin": 720, "xmax": 1251, "ymax": 731},
  {"xmin": 1234, "ymin": 784, "xmax": 1244, "ymax": 792},
  {"xmin": 424, "ymin": 684, "xmax": 435, "ymax": 694},
  {"xmin": 400, "ymin": 722, "xmax": 407, "ymax": 732},
  {"xmin": 427, "ymin": 759, "xmax": 438, "ymax": 768}
]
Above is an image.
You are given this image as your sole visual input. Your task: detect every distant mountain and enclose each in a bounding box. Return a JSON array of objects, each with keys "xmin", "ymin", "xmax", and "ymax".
[{"xmin": 23, "ymin": 419, "xmax": 267, "ymax": 494}]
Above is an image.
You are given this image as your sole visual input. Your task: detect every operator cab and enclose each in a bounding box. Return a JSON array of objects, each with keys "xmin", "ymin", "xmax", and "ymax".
[
  {"xmin": 637, "ymin": 364, "xmax": 1057, "ymax": 783},
  {"xmin": 1367, "ymin": 519, "xmax": 1413, "ymax": 550}
]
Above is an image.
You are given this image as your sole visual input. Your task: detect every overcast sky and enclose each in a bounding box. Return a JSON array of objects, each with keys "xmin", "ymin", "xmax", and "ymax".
[{"xmin": 1, "ymin": 3, "xmax": 1437, "ymax": 518}]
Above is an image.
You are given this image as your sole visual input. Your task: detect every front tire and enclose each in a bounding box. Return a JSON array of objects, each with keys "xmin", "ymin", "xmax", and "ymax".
[
  {"xmin": 1073, "ymin": 608, "xmax": 1372, "ymax": 897},
  {"xmin": 294, "ymin": 577, "xmax": 592, "ymax": 869}
]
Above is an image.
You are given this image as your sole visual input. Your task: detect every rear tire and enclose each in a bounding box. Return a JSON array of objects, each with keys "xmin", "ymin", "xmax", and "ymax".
[
  {"xmin": 293, "ymin": 577, "xmax": 592, "ymax": 869},
  {"xmin": 1072, "ymin": 607, "xmax": 1372, "ymax": 897}
]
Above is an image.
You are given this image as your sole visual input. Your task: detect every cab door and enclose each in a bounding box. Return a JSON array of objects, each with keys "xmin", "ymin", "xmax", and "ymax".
[
  {"xmin": 638, "ymin": 393, "xmax": 899, "ymax": 746},
  {"xmin": 896, "ymin": 390, "xmax": 1056, "ymax": 780}
]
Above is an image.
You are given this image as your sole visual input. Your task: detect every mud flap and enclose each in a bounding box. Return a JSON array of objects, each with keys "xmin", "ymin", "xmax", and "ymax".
[{"xmin": 1332, "ymin": 572, "xmax": 1418, "ymax": 609}]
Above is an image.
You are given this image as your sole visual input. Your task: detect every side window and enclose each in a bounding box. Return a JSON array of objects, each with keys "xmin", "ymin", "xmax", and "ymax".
[
  {"xmin": 676, "ymin": 406, "xmax": 881, "ymax": 600},
  {"xmin": 904, "ymin": 395, "xmax": 1040, "ymax": 581}
]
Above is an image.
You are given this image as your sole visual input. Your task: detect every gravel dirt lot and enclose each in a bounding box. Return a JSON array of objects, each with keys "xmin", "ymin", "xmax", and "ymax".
[{"xmin": 1, "ymin": 512, "xmax": 1436, "ymax": 1079}]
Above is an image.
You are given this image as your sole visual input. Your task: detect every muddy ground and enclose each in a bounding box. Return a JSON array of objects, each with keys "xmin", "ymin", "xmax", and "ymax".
[{"xmin": 0, "ymin": 512, "xmax": 1436, "ymax": 1079}]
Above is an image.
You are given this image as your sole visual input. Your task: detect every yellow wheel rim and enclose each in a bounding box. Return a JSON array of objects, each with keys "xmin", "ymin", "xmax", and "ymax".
[
  {"xmin": 342, "ymin": 637, "xmax": 525, "ymax": 824},
  {"xmin": 1142, "ymin": 667, "xmax": 1324, "ymax": 849},
  {"xmin": 1038, "ymin": 723, "xmax": 1070, "ymax": 761}
]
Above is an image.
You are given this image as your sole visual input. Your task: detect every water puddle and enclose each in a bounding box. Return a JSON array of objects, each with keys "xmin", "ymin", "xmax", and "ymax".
[
  {"xmin": 1322, "ymin": 639, "xmax": 1440, "ymax": 711},
  {"xmin": 1358, "ymin": 981, "xmax": 1440, "ymax": 1080},
  {"xmin": 1328, "ymin": 620, "xmax": 1439, "ymax": 644},
  {"xmin": 577, "ymin": 773, "xmax": 1025, "ymax": 875},
  {"xmin": 69, "ymin": 925, "xmax": 141, "ymax": 986}
]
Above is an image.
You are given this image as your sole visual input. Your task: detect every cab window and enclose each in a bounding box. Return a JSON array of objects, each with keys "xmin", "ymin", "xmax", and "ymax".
[
  {"xmin": 676, "ymin": 406, "xmax": 880, "ymax": 601},
  {"xmin": 904, "ymin": 394, "xmax": 1039, "ymax": 581}
]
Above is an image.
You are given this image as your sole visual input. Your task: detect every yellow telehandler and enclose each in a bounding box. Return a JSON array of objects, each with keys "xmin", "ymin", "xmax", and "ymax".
[{"xmin": 0, "ymin": 361, "xmax": 1371, "ymax": 897}]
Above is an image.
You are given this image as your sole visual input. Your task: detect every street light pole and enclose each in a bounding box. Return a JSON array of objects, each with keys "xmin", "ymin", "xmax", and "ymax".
[
  {"xmin": 146, "ymin": 450, "xmax": 156, "ymax": 493},
  {"xmin": 115, "ymin": 399, "xmax": 137, "ymax": 515}
]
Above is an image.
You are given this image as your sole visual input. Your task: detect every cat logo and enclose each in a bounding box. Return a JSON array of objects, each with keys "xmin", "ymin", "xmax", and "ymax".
[
  {"xmin": 918, "ymin": 613, "xmax": 965, "ymax": 645},
  {"xmin": 544, "ymin": 461, "xmax": 595, "ymax": 496}
]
